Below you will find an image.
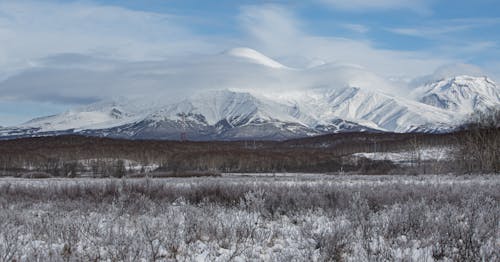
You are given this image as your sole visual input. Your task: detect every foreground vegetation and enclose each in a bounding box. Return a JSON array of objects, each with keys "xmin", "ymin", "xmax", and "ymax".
[
  {"xmin": 0, "ymin": 110, "xmax": 498, "ymax": 261},
  {"xmin": 0, "ymin": 175, "xmax": 498, "ymax": 261}
]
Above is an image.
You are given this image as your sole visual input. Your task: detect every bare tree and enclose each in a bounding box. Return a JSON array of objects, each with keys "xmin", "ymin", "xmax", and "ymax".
[
  {"xmin": 409, "ymin": 135, "xmax": 423, "ymax": 173},
  {"xmin": 457, "ymin": 108, "xmax": 500, "ymax": 173}
]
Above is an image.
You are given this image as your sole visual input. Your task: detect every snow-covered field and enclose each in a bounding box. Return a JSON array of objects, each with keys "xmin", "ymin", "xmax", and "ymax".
[
  {"xmin": 353, "ymin": 147, "xmax": 453, "ymax": 165},
  {"xmin": 0, "ymin": 174, "xmax": 499, "ymax": 261}
]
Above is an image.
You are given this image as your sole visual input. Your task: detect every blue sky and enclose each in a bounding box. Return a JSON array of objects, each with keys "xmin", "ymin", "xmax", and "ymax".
[{"xmin": 0, "ymin": 0, "xmax": 499, "ymax": 126}]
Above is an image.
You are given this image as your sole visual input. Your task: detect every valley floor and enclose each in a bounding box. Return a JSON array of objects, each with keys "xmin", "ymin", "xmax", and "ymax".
[{"xmin": 0, "ymin": 174, "xmax": 499, "ymax": 261}]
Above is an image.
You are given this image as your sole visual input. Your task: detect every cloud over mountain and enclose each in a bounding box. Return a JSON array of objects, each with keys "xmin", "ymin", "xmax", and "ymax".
[{"xmin": 0, "ymin": 0, "xmax": 498, "ymax": 126}]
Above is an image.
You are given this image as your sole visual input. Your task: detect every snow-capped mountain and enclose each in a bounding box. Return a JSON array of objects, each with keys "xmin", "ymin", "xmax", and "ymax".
[
  {"xmin": 1, "ymin": 48, "xmax": 499, "ymax": 140},
  {"xmin": 412, "ymin": 75, "xmax": 500, "ymax": 113}
]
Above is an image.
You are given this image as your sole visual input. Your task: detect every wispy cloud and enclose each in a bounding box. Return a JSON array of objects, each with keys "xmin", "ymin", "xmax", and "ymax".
[
  {"xmin": 0, "ymin": 3, "xmax": 458, "ymax": 107},
  {"xmin": 389, "ymin": 25, "xmax": 473, "ymax": 38},
  {"xmin": 340, "ymin": 23, "xmax": 369, "ymax": 34},
  {"xmin": 239, "ymin": 5, "xmax": 451, "ymax": 77},
  {"xmin": 0, "ymin": 1, "xmax": 222, "ymax": 78},
  {"xmin": 318, "ymin": 0, "xmax": 433, "ymax": 14},
  {"xmin": 410, "ymin": 63, "xmax": 487, "ymax": 87},
  {"xmin": 388, "ymin": 18, "xmax": 500, "ymax": 38},
  {"xmin": 0, "ymin": 1, "xmax": 496, "ymax": 126},
  {"xmin": 387, "ymin": 17, "xmax": 500, "ymax": 63}
]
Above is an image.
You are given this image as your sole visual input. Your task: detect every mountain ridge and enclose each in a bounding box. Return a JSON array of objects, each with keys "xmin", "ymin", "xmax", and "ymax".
[{"xmin": 1, "ymin": 49, "xmax": 499, "ymax": 140}]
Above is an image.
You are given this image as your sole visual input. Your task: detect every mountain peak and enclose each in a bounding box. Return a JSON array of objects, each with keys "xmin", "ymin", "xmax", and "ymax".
[
  {"xmin": 223, "ymin": 47, "xmax": 286, "ymax": 69},
  {"xmin": 1, "ymin": 73, "xmax": 499, "ymax": 140},
  {"xmin": 415, "ymin": 75, "xmax": 500, "ymax": 113}
]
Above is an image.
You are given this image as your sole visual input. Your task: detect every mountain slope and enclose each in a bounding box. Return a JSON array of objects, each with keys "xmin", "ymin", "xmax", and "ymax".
[
  {"xmin": 291, "ymin": 86, "xmax": 455, "ymax": 132},
  {"xmin": 1, "ymin": 49, "xmax": 499, "ymax": 140},
  {"xmin": 0, "ymin": 87, "xmax": 457, "ymax": 140},
  {"xmin": 81, "ymin": 90, "xmax": 377, "ymax": 140},
  {"xmin": 413, "ymin": 76, "xmax": 500, "ymax": 113}
]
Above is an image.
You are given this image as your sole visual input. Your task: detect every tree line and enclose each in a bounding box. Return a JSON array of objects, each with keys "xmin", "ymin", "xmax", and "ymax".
[{"xmin": 0, "ymin": 108, "xmax": 498, "ymax": 176}]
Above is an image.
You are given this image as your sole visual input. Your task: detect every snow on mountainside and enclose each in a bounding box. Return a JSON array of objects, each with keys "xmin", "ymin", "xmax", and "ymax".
[
  {"xmin": 18, "ymin": 99, "xmax": 147, "ymax": 132},
  {"xmin": 294, "ymin": 86, "xmax": 455, "ymax": 132},
  {"xmin": 152, "ymin": 90, "xmax": 299, "ymax": 126},
  {"xmin": 413, "ymin": 76, "xmax": 500, "ymax": 113},
  {"xmin": 1, "ymin": 48, "xmax": 499, "ymax": 140},
  {"xmin": 0, "ymin": 87, "xmax": 458, "ymax": 140}
]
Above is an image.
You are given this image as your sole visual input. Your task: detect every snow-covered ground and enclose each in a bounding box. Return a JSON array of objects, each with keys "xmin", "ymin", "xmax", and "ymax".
[
  {"xmin": 353, "ymin": 147, "xmax": 453, "ymax": 165},
  {"xmin": 0, "ymin": 174, "xmax": 498, "ymax": 261}
]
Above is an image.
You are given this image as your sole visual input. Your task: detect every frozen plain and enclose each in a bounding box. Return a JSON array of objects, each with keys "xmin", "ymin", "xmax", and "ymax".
[{"xmin": 0, "ymin": 174, "xmax": 499, "ymax": 261}]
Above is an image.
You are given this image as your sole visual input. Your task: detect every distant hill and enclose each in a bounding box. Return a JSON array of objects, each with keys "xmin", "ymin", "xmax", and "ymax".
[{"xmin": 1, "ymin": 48, "xmax": 499, "ymax": 140}]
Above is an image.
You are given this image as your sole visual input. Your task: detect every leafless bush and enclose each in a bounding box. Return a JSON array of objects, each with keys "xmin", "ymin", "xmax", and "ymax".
[
  {"xmin": 0, "ymin": 175, "xmax": 498, "ymax": 261},
  {"xmin": 0, "ymin": 224, "xmax": 24, "ymax": 262}
]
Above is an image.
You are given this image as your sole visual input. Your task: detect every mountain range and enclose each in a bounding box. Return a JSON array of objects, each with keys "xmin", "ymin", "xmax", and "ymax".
[{"xmin": 1, "ymin": 48, "xmax": 499, "ymax": 140}]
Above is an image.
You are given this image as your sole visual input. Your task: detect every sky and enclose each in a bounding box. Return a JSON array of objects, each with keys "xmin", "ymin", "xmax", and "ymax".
[{"xmin": 0, "ymin": 0, "xmax": 499, "ymax": 126}]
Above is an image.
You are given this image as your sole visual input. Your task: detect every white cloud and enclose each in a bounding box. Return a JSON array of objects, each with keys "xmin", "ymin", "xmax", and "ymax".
[
  {"xmin": 318, "ymin": 0, "xmax": 432, "ymax": 14},
  {"xmin": 238, "ymin": 5, "xmax": 301, "ymax": 55},
  {"xmin": 432, "ymin": 63, "xmax": 486, "ymax": 79},
  {"xmin": 410, "ymin": 63, "xmax": 487, "ymax": 87},
  {"xmin": 238, "ymin": 5, "xmax": 452, "ymax": 78},
  {"xmin": 0, "ymin": 51, "xmax": 404, "ymax": 107},
  {"xmin": 389, "ymin": 25, "xmax": 473, "ymax": 38},
  {"xmin": 0, "ymin": 1, "xmax": 494, "ymax": 126},
  {"xmin": 388, "ymin": 18, "xmax": 499, "ymax": 65},
  {"xmin": 388, "ymin": 18, "xmax": 500, "ymax": 38},
  {"xmin": 0, "ymin": 11, "xmax": 455, "ymax": 107},
  {"xmin": 0, "ymin": 1, "xmax": 476, "ymax": 85},
  {"xmin": 0, "ymin": 1, "xmax": 222, "ymax": 78}
]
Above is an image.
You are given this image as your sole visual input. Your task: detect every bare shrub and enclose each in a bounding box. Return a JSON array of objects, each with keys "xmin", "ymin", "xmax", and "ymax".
[
  {"xmin": 0, "ymin": 224, "xmax": 24, "ymax": 262},
  {"xmin": 0, "ymin": 175, "xmax": 498, "ymax": 261}
]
